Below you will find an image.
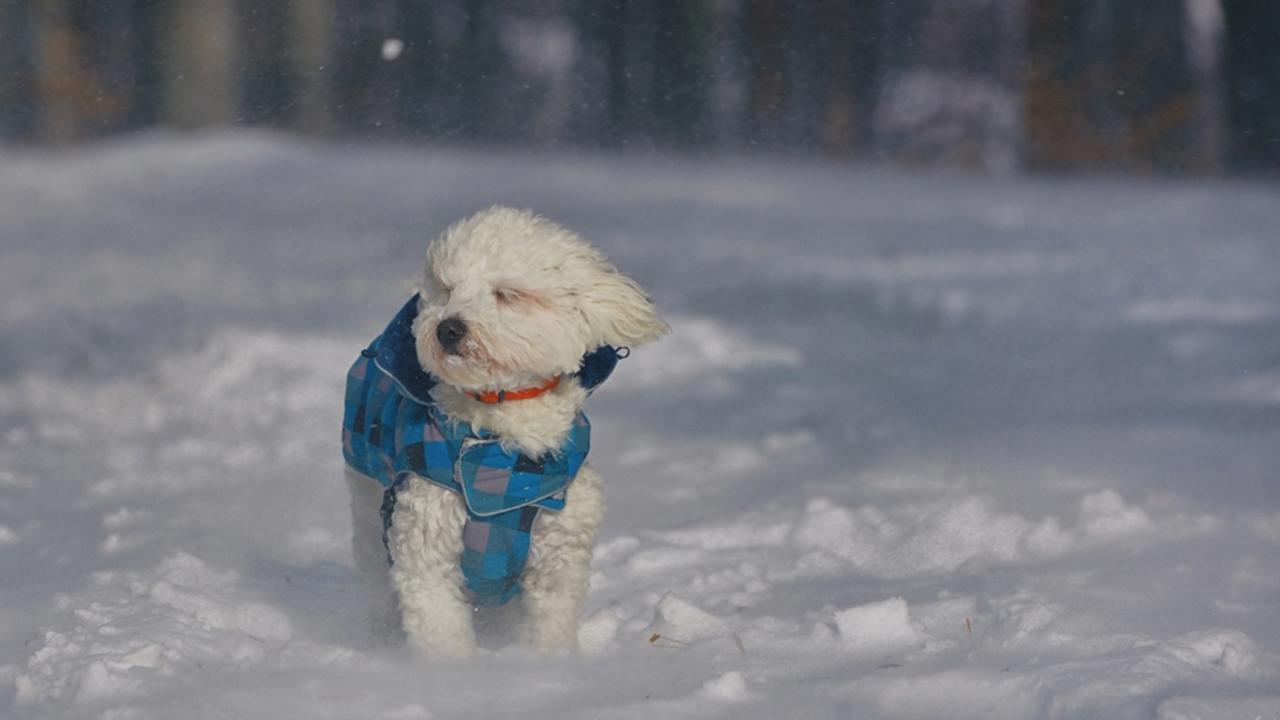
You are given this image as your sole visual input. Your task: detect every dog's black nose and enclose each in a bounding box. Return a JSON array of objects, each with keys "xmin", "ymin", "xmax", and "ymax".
[{"xmin": 436, "ymin": 316, "xmax": 468, "ymax": 354}]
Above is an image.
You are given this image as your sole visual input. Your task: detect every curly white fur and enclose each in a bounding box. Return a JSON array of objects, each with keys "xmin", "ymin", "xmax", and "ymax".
[{"xmin": 346, "ymin": 206, "xmax": 665, "ymax": 658}]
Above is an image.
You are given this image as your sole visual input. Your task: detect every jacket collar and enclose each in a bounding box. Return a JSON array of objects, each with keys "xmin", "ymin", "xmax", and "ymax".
[{"xmin": 372, "ymin": 295, "xmax": 438, "ymax": 405}]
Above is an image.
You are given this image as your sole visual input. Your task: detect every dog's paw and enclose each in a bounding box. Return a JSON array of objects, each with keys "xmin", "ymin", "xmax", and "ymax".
[{"xmin": 521, "ymin": 612, "xmax": 581, "ymax": 655}]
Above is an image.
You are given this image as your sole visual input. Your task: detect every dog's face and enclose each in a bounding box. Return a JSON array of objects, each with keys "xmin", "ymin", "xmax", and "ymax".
[{"xmin": 412, "ymin": 207, "xmax": 667, "ymax": 391}]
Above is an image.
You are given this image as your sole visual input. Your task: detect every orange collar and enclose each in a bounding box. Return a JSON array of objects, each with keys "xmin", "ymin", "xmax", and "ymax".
[{"xmin": 466, "ymin": 376, "xmax": 561, "ymax": 404}]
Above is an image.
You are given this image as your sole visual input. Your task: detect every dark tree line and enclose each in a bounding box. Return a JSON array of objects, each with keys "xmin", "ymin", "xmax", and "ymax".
[
  {"xmin": 1, "ymin": 0, "xmax": 1278, "ymax": 173},
  {"xmin": 1027, "ymin": 0, "xmax": 1207, "ymax": 172}
]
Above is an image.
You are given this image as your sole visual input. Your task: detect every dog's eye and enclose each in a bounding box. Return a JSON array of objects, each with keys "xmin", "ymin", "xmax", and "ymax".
[{"xmin": 493, "ymin": 288, "xmax": 522, "ymax": 304}]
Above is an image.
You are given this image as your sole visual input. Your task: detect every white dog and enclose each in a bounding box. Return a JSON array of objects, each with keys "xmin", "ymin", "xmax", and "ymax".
[{"xmin": 342, "ymin": 207, "xmax": 666, "ymax": 657}]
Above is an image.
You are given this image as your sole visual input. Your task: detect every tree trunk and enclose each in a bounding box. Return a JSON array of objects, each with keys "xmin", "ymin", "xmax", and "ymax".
[
  {"xmin": 288, "ymin": 0, "xmax": 333, "ymax": 135},
  {"xmin": 237, "ymin": 0, "xmax": 296, "ymax": 127},
  {"xmin": 162, "ymin": 0, "xmax": 238, "ymax": 128},
  {"xmin": 604, "ymin": 0, "xmax": 630, "ymax": 147},
  {"xmin": 1026, "ymin": 0, "xmax": 1205, "ymax": 172},
  {"xmin": 1222, "ymin": 0, "xmax": 1280, "ymax": 173},
  {"xmin": 650, "ymin": 0, "xmax": 709, "ymax": 148},
  {"xmin": 743, "ymin": 0, "xmax": 789, "ymax": 147},
  {"xmin": 0, "ymin": 0, "xmax": 39, "ymax": 140}
]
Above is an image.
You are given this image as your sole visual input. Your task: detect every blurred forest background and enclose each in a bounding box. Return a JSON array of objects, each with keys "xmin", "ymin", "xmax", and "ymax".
[{"xmin": 1, "ymin": 0, "xmax": 1277, "ymax": 175}]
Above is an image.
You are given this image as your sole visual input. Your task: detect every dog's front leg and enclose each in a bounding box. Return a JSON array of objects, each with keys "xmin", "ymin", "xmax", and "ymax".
[
  {"xmin": 387, "ymin": 476, "xmax": 476, "ymax": 658},
  {"xmin": 522, "ymin": 466, "xmax": 605, "ymax": 653}
]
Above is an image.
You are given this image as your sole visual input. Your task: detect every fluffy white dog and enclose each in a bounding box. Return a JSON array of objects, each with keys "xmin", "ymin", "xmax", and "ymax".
[{"xmin": 342, "ymin": 207, "xmax": 666, "ymax": 657}]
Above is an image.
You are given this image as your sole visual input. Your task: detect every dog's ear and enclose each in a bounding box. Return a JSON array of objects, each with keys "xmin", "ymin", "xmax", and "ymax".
[{"xmin": 580, "ymin": 270, "xmax": 668, "ymax": 349}]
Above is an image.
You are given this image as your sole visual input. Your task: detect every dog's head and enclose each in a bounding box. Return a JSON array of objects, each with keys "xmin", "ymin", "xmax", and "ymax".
[{"xmin": 412, "ymin": 207, "xmax": 667, "ymax": 392}]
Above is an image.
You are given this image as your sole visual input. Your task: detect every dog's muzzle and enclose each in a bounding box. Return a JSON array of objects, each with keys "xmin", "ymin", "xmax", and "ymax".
[{"xmin": 436, "ymin": 316, "xmax": 468, "ymax": 355}]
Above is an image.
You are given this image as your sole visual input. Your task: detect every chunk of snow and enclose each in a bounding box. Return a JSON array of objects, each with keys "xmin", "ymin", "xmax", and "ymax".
[
  {"xmin": 699, "ymin": 671, "xmax": 750, "ymax": 702},
  {"xmin": 647, "ymin": 593, "xmax": 727, "ymax": 644},
  {"xmin": 834, "ymin": 597, "xmax": 921, "ymax": 653},
  {"xmin": 578, "ymin": 608, "xmax": 620, "ymax": 656},
  {"xmin": 1080, "ymin": 490, "xmax": 1151, "ymax": 541}
]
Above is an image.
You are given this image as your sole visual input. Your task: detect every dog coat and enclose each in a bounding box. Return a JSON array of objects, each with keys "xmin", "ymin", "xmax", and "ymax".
[{"xmin": 342, "ymin": 296, "xmax": 617, "ymax": 606}]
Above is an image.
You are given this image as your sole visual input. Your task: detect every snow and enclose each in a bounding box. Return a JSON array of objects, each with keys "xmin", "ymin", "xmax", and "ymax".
[
  {"xmin": 576, "ymin": 608, "xmax": 619, "ymax": 656},
  {"xmin": 834, "ymin": 597, "xmax": 921, "ymax": 654},
  {"xmin": 699, "ymin": 671, "xmax": 751, "ymax": 702},
  {"xmin": 647, "ymin": 593, "xmax": 729, "ymax": 644},
  {"xmin": 2, "ymin": 131, "xmax": 1280, "ymax": 718}
]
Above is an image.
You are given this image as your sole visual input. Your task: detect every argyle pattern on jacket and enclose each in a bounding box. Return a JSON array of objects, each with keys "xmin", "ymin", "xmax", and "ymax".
[{"xmin": 341, "ymin": 300, "xmax": 592, "ymax": 606}]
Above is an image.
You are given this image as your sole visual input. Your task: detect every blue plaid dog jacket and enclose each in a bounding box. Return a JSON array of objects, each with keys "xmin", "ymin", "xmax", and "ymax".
[{"xmin": 343, "ymin": 296, "xmax": 619, "ymax": 606}]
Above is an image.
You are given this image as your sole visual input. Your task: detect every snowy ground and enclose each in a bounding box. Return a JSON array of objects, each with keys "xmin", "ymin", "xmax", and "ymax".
[{"xmin": 2, "ymin": 132, "xmax": 1279, "ymax": 719}]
